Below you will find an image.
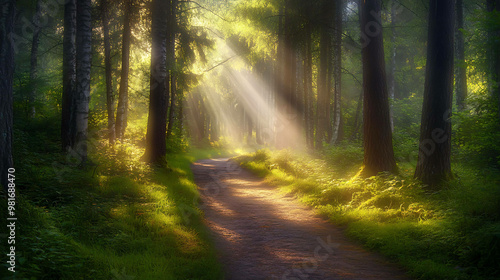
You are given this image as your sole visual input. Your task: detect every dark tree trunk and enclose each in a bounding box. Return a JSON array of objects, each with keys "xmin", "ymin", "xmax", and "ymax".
[
  {"xmin": 331, "ymin": 0, "xmax": 343, "ymax": 145},
  {"xmin": 166, "ymin": 75, "xmax": 177, "ymax": 139},
  {"xmin": 101, "ymin": 0, "xmax": 115, "ymax": 144},
  {"xmin": 74, "ymin": 0, "xmax": 92, "ymax": 163},
  {"xmin": 29, "ymin": 0, "xmax": 42, "ymax": 118},
  {"xmin": 61, "ymin": 0, "xmax": 77, "ymax": 151},
  {"xmin": 360, "ymin": 0, "xmax": 397, "ymax": 177},
  {"xmin": 455, "ymin": 0, "xmax": 467, "ymax": 111},
  {"xmin": 414, "ymin": 0, "xmax": 455, "ymax": 186},
  {"xmin": 0, "ymin": 0, "xmax": 15, "ymax": 192},
  {"xmin": 274, "ymin": 5, "xmax": 285, "ymax": 148},
  {"xmin": 166, "ymin": 0, "xmax": 178, "ymax": 140},
  {"xmin": 145, "ymin": 0, "xmax": 169, "ymax": 164},
  {"xmin": 350, "ymin": 89, "xmax": 363, "ymax": 141},
  {"xmin": 315, "ymin": 0, "xmax": 332, "ymax": 150},
  {"xmin": 388, "ymin": 0, "xmax": 397, "ymax": 131},
  {"xmin": 303, "ymin": 22, "xmax": 314, "ymax": 149},
  {"xmin": 277, "ymin": 0, "xmax": 298, "ymax": 148},
  {"xmin": 116, "ymin": 0, "xmax": 132, "ymax": 140}
]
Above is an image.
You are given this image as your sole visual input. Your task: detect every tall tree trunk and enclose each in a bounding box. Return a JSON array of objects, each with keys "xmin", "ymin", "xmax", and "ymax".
[
  {"xmin": 61, "ymin": 0, "xmax": 77, "ymax": 151},
  {"xmin": 315, "ymin": 0, "xmax": 332, "ymax": 149},
  {"xmin": 116, "ymin": 0, "xmax": 132, "ymax": 140},
  {"xmin": 360, "ymin": 0, "xmax": 397, "ymax": 177},
  {"xmin": 278, "ymin": 0, "xmax": 297, "ymax": 148},
  {"xmin": 247, "ymin": 114, "xmax": 253, "ymax": 144},
  {"xmin": 101, "ymin": 0, "xmax": 115, "ymax": 144},
  {"xmin": 350, "ymin": 89, "xmax": 363, "ymax": 141},
  {"xmin": 145, "ymin": 0, "xmax": 169, "ymax": 164},
  {"xmin": 166, "ymin": 0, "xmax": 177, "ymax": 140},
  {"xmin": 166, "ymin": 75, "xmax": 177, "ymax": 139},
  {"xmin": 29, "ymin": 0, "xmax": 42, "ymax": 118},
  {"xmin": 388, "ymin": 0, "xmax": 397, "ymax": 131},
  {"xmin": 414, "ymin": 0, "xmax": 455, "ymax": 186},
  {"xmin": 0, "ymin": 0, "xmax": 15, "ymax": 192},
  {"xmin": 303, "ymin": 22, "xmax": 314, "ymax": 149},
  {"xmin": 275, "ymin": 5, "xmax": 285, "ymax": 148},
  {"xmin": 455, "ymin": 0, "xmax": 467, "ymax": 111},
  {"xmin": 331, "ymin": 0, "xmax": 343, "ymax": 145},
  {"xmin": 74, "ymin": 0, "xmax": 92, "ymax": 164}
]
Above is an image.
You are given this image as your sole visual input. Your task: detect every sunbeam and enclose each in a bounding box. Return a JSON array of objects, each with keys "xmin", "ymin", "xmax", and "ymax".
[{"xmin": 185, "ymin": 38, "xmax": 305, "ymax": 150}]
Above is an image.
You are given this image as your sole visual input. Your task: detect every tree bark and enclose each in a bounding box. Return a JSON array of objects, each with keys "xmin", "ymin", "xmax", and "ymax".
[
  {"xmin": 331, "ymin": 0, "xmax": 343, "ymax": 145},
  {"xmin": 116, "ymin": 0, "xmax": 132, "ymax": 140},
  {"xmin": 0, "ymin": 0, "xmax": 15, "ymax": 192},
  {"xmin": 167, "ymin": 0, "xmax": 178, "ymax": 140},
  {"xmin": 360, "ymin": 0, "xmax": 397, "ymax": 177},
  {"xmin": 61, "ymin": 0, "xmax": 77, "ymax": 151},
  {"xmin": 29, "ymin": 0, "xmax": 42, "ymax": 118},
  {"xmin": 388, "ymin": 0, "xmax": 397, "ymax": 131},
  {"xmin": 455, "ymin": 0, "xmax": 467, "ymax": 111},
  {"xmin": 145, "ymin": 0, "xmax": 169, "ymax": 164},
  {"xmin": 74, "ymin": 0, "xmax": 92, "ymax": 164},
  {"xmin": 350, "ymin": 89, "xmax": 363, "ymax": 141},
  {"xmin": 274, "ymin": 5, "xmax": 285, "ymax": 148},
  {"xmin": 414, "ymin": 0, "xmax": 455, "ymax": 186},
  {"xmin": 303, "ymin": 22, "xmax": 314, "ymax": 149},
  {"xmin": 101, "ymin": 0, "xmax": 115, "ymax": 144},
  {"xmin": 315, "ymin": 0, "xmax": 332, "ymax": 149}
]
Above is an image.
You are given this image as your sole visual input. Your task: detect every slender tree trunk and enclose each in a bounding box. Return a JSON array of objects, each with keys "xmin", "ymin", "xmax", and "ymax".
[
  {"xmin": 315, "ymin": 0, "xmax": 331, "ymax": 149},
  {"xmin": 275, "ymin": 5, "xmax": 285, "ymax": 148},
  {"xmin": 455, "ymin": 0, "xmax": 467, "ymax": 111},
  {"xmin": 74, "ymin": 0, "xmax": 92, "ymax": 164},
  {"xmin": 247, "ymin": 114, "xmax": 253, "ymax": 144},
  {"xmin": 331, "ymin": 0, "xmax": 343, "ymax": 145},
  {"xmin": 116, "ymin": 0, "xmax": 132, "ymax": 140},
  {"xmin": 0, "ymin": 0, "xmax": 15, "ymax": 192},
  {"xmin": 145, "ymin": 0, "xmax": 169, "ymax": 164},
  {"xmin": 166, "ymin": 75, "xmax": 177, "ymax": 139},
  {"xmin": 389, "ymin": 0, "xmax": 397, "ymax": 131},
  {"xmin": 279, "ymin": 0, "xmax": 297, "ymax": 148},
  {"xmin": 61, "ymin": 0, "xmax": 77, "ymax": 151},
  {"xmin": 29, "ymin": 0, "xmax": 42, "ymax": 118},
  {"xmin": 167, "ymin": 0, "xmax": 177, "ymax": 140},
  {"xmin": 101, "ymin": 0, "xmax": 115, "ymax": 144},
  {"xmin": 360, "ymin": 0, "xmax": 397, "ymax": 177},
  {"xmin": 303, "ymin": 23, "xmax": 313, "ymax": 149},
  {"xmin": 350, "ymin": 89, "xmax": 363, "ymax": 141},
  {"xmin": 414, "ymin": 0, "xmax": 455, "ymax": 186}
]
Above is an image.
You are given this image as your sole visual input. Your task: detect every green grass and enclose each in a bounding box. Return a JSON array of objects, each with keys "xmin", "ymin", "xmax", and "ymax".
[
  {"xmin": 234, "ymin": 147, "xmax": 500, "ymax": 280},
  {"xmin": 0, "ymin": 117, "xmax": 227, "ymax": 279}
]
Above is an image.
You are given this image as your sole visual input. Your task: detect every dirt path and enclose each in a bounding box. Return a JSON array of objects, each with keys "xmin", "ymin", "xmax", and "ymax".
[{"xmin": 192, "ymin": 158, "xmax": 410, "ymax": 280}]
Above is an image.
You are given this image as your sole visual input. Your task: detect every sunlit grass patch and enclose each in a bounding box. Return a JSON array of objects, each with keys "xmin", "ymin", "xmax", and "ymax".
[{"xmin": 98, "ymin": 176, "xmax": 144, "ymax": 197}]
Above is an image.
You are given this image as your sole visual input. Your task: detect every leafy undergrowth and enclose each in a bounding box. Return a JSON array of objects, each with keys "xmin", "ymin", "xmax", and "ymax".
[
  {"xmin": 0, "ymin": 117, "xmax": 230, "ymax": 279},
  {"xmin": 234, "ymin": 147, "xmax": 500, "ymax": 280}
]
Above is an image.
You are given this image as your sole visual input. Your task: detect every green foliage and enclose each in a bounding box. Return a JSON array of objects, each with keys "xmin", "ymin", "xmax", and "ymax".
[
  {"xmin": 325, "ymin": 143, "xmax": 364, "ymax": 177},
  {"xmin": 392, "ymin": 95, "xmax": 423, "ymax": 163},
  {"xmin": 453, "ymin": 95, "xmax": 500, "ymax": 167}
]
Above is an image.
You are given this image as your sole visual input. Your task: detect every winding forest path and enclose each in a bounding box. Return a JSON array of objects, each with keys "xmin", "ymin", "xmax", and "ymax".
[{"xmin": 192, "ymin": 158, "xmax": 410, "ymax": 280}]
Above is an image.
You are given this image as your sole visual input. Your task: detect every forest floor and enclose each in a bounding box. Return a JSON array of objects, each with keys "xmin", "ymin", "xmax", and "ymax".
[{"xmin": 192, "ymin": 158, "xmax": 410, "ymax": 280}]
